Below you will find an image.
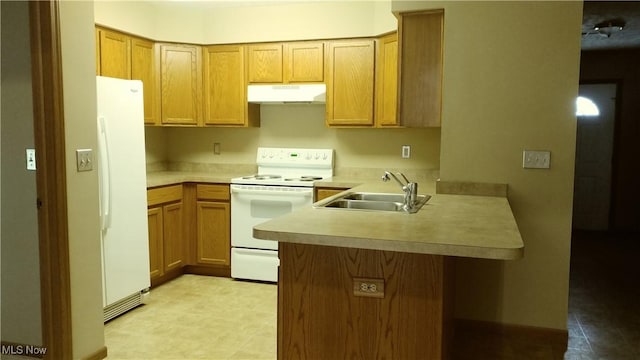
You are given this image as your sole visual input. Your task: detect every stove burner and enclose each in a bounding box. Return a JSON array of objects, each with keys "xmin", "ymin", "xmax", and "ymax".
[
  {"xmin": 284, "ymin": 176, "xmax": 323, "ymax": 182},
  {"xmin": 242, "ymin": 174, "xmax": 282, "ymax": 180}
]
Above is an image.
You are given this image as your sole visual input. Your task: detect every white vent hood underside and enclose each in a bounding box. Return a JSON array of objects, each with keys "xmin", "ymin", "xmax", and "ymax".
[{"xmin": 247, "ymin": 84, "xmax": 326, "ymax": 104}]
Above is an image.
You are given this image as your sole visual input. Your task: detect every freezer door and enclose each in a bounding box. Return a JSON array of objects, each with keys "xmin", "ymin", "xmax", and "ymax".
[{"xmin": 97, "ymin": 76, "xmax": 151, "ymax": 307}]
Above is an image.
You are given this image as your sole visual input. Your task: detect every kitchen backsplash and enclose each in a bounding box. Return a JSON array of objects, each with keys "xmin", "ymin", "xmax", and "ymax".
[{"xmin": 145, "ymin": 104, "xmax": 441, "ymax": 174}]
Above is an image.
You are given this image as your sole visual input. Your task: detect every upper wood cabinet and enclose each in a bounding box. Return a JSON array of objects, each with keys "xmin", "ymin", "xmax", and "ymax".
[
  {"xmin": 325, "ymin": 39, "xmax": 375, "ymax": 127},
  {"xmin": 375, "ymin": 32, "xmax": 399, "ymax": 127},
  {"xmin": 284, "ymin": 41, "xmax": 324, "ymax": 83},
  {"xmin": 160, "ymin": 44, "xmax": 203, "ymax": 126},
  {"xmin": 247, "ymin": 43, "xmax": 283, "ymax": 83},
  {"xmin": 96, "ymin": 28, "xmax": 130, "ymax": 79},
  {"xmin": 248, "ymin": 41, "xmax": 324, "ymax": 84},
  {"xmin": 131, "ymin": 37, "xmax": 160, "ymax": 125},
  {"xmin": 398, "ymin": 10, "xmax": 444, "ymax": 127},
  {"xmin": 203, "ymin": 45, "xmax": 259, "ymax": 127},
  {"xmin": 96, "ymin": 27, "xmax": 159, "ymax": 125}
]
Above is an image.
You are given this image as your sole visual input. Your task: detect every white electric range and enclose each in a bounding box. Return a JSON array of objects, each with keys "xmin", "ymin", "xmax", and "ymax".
[{"xmin": 230, "ymin": 147, "xmax": 334, "ymax": 282}]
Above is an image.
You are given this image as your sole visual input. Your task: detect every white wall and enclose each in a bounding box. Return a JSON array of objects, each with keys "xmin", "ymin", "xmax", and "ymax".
[
  {"xmin": 393, "ymin": 1, "xmax": 582, "ymax": 329},
  {"xmin": 59, "ymin": 1, "xmax": 106, "ymax": 358},
  {"xmin": 0, "ymin": 0, "xmax": 43, "ymax": 346}
]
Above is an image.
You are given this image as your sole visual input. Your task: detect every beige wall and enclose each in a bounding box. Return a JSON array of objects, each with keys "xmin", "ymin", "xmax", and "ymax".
[
  {"xmin": 59, "ymin": 1, "xmax": 106, "ymax": 358},
  {"xmin": 94, "ymin": 0, "xmax": 397, "ymax": 43},
  {"xmin": 163, "ymin": 105, "xmax": 441, "ymax": 172},
  {"xmin": 1, "ymin": 0, "xmax": 42, "ymax": 346},
  {"xmin": 393, "ymin": 1, "xmax": 582, "ymax": 329}
]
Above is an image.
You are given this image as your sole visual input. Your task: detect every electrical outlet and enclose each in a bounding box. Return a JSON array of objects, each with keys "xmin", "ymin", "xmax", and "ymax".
[
  {"xmin": 353, "ymin": 278, "xmax": 384, "ymax": 298},
  {"xmin": 213, "ymin": 142, "xmax": 221, "ymax": 155},
  {"xmin": 402, "ymin": 145, "xmax": 411, "ymax": 159},
  {"xmin": 76, "ymin": 149, "xmax": 93, "ymax": 172},
  {"xmin": 522, "ymin": 150, "xmax": 550, "ymax": 169}
]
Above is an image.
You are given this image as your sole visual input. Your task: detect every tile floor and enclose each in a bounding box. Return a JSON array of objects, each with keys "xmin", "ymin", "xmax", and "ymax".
[
  {"xmin": 105, "ymin": 231, "xmax": 639, "ymax": 359},
  {"xmin": 564, "ymin": 231, "xmax": 640, "ymax": 359},
  {"xmin": 104, "ymin": 275, "xmax": 277, "ymax": 359}
]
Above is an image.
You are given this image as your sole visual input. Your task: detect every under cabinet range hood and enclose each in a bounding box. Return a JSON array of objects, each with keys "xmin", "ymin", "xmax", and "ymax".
[{"xmin": 247, "ymin": 84, "xmax": 326, "ymax": 104}]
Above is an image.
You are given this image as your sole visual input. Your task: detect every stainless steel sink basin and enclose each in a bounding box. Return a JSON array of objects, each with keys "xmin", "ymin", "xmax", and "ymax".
[
  {"xmin": 341, "ymin": 193, "xmax": 407, "ymax": 202},
  {"xmin": 314, "ymin": 192, "xmax": 431, "ymax": 213},
  {"xmin": 322, "ymin": 199, "xmax": 405, "ymax": 211}
]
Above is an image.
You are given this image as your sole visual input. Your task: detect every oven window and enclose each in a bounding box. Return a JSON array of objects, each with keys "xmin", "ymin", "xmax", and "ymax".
[{"xmin": 250, "ymin": 200, "xmax": 293, "ymax": 218}]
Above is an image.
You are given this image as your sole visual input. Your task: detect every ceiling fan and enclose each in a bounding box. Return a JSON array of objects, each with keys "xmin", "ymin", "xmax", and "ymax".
[{"xmin": 582, "ymin": 19, "xmax": 625, "ymax": 38}]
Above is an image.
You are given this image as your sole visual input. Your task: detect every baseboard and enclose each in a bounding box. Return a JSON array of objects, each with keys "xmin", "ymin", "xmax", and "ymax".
[
  {"xmin": 454, "ymin": 318, "xmax": 568, "ymax": 358},
  {"xmin": 82, "ymin": 346, "xmax": 108, "ymax": 360},
  {"xmin": 150, "ymin": 266, "xmax": 184, "ymax": 287},
  {"xmin": 185, "ymin": 264, "xmax": 231, "ymax": 278}
]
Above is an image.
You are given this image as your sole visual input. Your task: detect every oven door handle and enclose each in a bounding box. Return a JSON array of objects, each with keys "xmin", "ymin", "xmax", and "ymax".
[{"xmin": 230, "ymin": 186, "xmax": 313, "ymax": 197}]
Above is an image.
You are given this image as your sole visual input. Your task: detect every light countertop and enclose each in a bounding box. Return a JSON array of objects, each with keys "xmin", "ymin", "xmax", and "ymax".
[
  {"xmin": 147, "ymin": 170, "xmax": 524, "ymax": 260},
  {"xmin": 146, "ymin": 170, "xmax": 245, "ymax": 188},
  {"xmin": 254, "ymin": 181, "xmax": 524, "ymax": 260}
]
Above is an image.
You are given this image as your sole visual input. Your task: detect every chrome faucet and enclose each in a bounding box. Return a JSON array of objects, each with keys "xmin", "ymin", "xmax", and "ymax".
[{"xmin": 382, "ymin": 171, "xmax": 418, "ymax": 212}]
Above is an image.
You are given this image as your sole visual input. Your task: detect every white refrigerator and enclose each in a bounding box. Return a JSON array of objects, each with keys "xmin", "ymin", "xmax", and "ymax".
[{"xmin": 96, "ymin": 76, "xmax": 151, "ymax": 322}]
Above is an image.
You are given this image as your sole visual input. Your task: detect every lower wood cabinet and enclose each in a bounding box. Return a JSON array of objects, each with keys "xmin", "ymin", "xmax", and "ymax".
[
  {"xmin": 196, "ymin": 184, "xmax": 230, "ymax": 266},
  {"xmin": 315, "ymin": 187, "xmax": 349, "ymax": 201},
  {"xmin": 147, "ymin": 206, "xmax": 164, "ymax": 279},
  {"xmin": 147, "ymin": 184, "xmax": 185, "ymax": 285},
  {"xmin": 278, "ymin": 243, "xmax": 453, "ymax": 359}
]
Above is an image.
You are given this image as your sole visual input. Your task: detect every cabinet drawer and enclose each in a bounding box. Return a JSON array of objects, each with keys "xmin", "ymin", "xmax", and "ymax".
[
  {"xmin": 196, "ymin": 184, "xmax": 230, "ymax": 201},
  {"xmin": 147, "ymin": 185, "xmax": 183, "ymax": 206}
]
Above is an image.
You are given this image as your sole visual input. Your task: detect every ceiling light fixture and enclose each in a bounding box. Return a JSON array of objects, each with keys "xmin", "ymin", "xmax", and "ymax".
[{"xmin": 591, "ymin": 20, "xmax": 625, "ymax": 38}]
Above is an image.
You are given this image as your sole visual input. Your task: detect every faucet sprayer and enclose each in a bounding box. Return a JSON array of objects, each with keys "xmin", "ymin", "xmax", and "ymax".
[{"xmin": 382, "ymin": 171, "xmax": 418, "ymax": 212}]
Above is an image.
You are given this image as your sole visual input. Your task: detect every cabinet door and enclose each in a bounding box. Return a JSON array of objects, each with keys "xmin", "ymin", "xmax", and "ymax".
[
  {"xmin": 315, "ymin": 188, "xmax": 348, "ymax": 201},
  {"xmin": 398, "ymin": 10, "xmax": 444, "ymax": 127},
  {"xmin": 247, "ymin": 43, "xmax": 283, "ymax": 83},
  {"xmin": 204, "ymin": 45, "xmax": 253, "ymax": 126},
  {"xmin": 131, "ymin": 37, "xmax": 159, "ymax": 125},
  {"xmin": 326, "ymin": 40, "xmax": 375, "ymax": 126},
  {"xmin": 95, "ymin": 28, "xmax": 101, "ymax": 76},
  {"xmin": 375, "ymin": 33, "xmax": 399, "ymax": 127},
  {"xmin": 147, "ymin": 207, "xmax": 164, "ymax": 279},
  {"xmin": 98, "ymin": 28, "xmax": 130, "ymax": 79},
  {"xmin": 196, "ymin": 201, "xmax": 230, "ymax": 266},
  {"xmin": 284, "ymin": 42, "xmax": 324, "ymax": 83},
  {"xmin": 160, "ymin": 44, "xmax": 202, "ymax": 125},
  {"xmin": 163, "ymin": 202, "xmax": 184, "ymax": 271}
]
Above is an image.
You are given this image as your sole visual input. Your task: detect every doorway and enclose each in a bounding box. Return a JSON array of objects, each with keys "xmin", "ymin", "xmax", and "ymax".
[{"xmin": 572, "ymin": 83, "xmax": 617, "ymax": 231}]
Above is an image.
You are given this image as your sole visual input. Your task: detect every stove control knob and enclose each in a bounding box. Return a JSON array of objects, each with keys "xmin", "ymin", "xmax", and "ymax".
[
  {"xmin": 305, "ymin": 152, "xmax": 312, "ymax": 160},
  {"xmin": 268, "ymin": 152, "xmax": 274, "ymax": 158},
  {"xmin": 322, "ymin": 153, "xmax": 328, "ymax": 160}
]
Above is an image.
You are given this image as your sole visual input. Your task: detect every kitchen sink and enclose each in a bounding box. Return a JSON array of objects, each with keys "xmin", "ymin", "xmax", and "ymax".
[
  {"xmin": 322, "ymin": 199, "xmax": 405, "ymax": 211},
  {"xmin": 341, "ymin": 193, "xmax": 406, "ymax": 202},
  {"xmin": 314, "ymin": 192, "xmax": 431, "ymax": 213}
]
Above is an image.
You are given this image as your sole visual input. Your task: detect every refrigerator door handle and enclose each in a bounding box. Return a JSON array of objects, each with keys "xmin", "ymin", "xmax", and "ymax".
[{"xmin": 98, "ymin": 116, "xmax": 113, "ymax": 231}]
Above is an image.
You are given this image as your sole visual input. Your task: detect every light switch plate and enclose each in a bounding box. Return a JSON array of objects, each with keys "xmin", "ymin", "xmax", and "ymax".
[
  {"xmin": 76, "ymin": 149, "xmax": 93, "ymax": 172},
  {"xmin": 26, "ymin": 149, "xmax": 36, "ymax": 171},
  {"xmin": 522, "ymin": 150, "xmax": 550, "ymax": 169}
]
